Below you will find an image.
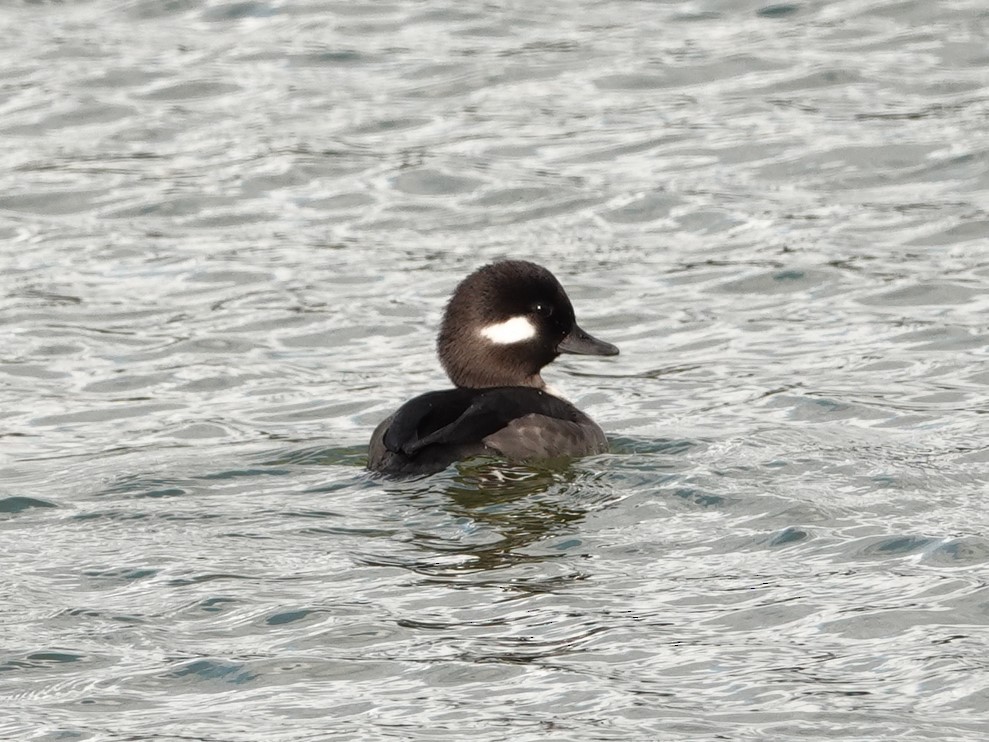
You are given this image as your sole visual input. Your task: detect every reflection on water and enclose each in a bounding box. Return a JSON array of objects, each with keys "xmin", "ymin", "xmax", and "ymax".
[
  {"xmin": 3, "ymin": 0, "xmax": 989, "ymax": 739},
  {"xmin": 359, "ymin": 461, "xmax": 604, "ymax": 575}
]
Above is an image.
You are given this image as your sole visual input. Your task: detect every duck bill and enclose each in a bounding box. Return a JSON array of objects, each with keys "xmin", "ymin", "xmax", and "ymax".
[{"xmin": 558, "ymin": 324, "xmax": 619, "ymax": 356}]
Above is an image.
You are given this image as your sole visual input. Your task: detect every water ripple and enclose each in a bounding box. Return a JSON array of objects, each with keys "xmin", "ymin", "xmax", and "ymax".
[{"xmin": 2, "ymin": 0, "xmax": 989, "ymax": 740}]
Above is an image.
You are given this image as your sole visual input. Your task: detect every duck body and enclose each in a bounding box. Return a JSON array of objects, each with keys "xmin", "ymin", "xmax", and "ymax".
[
  {"xmin": 367, "ymin": 260, "xmax": 618, "ymax": 476},
  {"xmin": 368, "ymin": 386, "xmax": 608, "ymax": 476}
]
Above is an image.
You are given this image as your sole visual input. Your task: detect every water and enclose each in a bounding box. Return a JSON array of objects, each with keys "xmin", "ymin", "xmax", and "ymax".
[{"xmin": 2, "ymin": 0, "xmax": 988, "ymax": 739}]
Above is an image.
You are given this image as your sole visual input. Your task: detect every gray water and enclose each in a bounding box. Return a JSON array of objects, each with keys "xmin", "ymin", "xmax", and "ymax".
[{"xmin": 2, "ymin": 0, "xmax": 988, "ymax": 740}]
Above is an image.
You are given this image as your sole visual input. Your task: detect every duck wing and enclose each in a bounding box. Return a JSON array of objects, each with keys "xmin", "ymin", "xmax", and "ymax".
[
  {"xmin": 369, "ymin": 387, "xmax": 604, "ymax": 474},
  {"xmin": 383, "ymin": 388, "xmax": 578, "ymax": 455}
]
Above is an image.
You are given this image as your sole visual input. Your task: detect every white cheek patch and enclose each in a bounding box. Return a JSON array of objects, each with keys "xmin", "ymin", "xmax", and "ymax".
[{"xmin": 479, "ymin": 315, "xmax": 537, "ymax": 345}]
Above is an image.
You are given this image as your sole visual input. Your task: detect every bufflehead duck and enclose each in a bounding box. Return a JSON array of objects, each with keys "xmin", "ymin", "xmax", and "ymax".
[{"xmin": 368, "ymin": 260, "xmax": 619, "ymax": 476}]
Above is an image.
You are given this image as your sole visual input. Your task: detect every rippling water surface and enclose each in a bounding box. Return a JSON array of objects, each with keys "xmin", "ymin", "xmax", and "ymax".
[{"xmin": 2, "ymin": 0, "xmax": 988, "ymax": 739}]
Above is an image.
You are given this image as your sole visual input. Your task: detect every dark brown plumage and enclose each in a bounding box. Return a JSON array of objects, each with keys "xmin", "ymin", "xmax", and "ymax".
[{"xmin": 368, "ymin": 260, "xmax": 618, "ymax": 476}]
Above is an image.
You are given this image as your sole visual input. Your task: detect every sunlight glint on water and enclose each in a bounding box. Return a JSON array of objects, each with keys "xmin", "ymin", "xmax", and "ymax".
[{"xmin": 1, "ymin": 1, "xmax": 988, "ymax": 740}]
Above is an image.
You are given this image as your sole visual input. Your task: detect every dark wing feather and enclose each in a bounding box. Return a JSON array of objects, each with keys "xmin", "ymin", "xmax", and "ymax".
[
  {"xmin": 402, "ymin": 388, "xmax": 579, "ymax": 454},
  {"xmin": 369, "ymin": 387, "xmax": 602, "ymax": 475},
  {"xmin": 381, "ymin": 389, "xmax": 474, "ymax": 455}
]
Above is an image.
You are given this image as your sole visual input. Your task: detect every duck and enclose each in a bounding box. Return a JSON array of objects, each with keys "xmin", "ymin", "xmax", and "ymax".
[{"xmin": 368, "ymin": 259, "xmax": 618, "ymax": 475}]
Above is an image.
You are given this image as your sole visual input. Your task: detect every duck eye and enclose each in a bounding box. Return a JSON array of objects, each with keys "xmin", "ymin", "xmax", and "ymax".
[{"xmin": 531, "ymin": 302, "xmax": 554, "ymax": 318}]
